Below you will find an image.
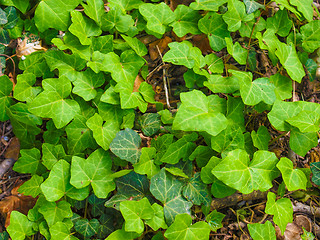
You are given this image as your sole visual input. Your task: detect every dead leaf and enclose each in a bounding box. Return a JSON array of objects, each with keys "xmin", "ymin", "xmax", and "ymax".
[
  {"xmin": 16, "ymin": 34, "xmax": 46, "ymax": 58},
  {"xmin": 191, "ymin": 34, "xmax": 212, "ymax": 54},
  {"xmin": 149, "ymin": 36, "xmax": 172, "ymax": 61},
  {"xmin": 275, "ymin": 223, "xmax": 303, "ymax": 240},
  {"xmin": 294, "ymin": 215, "xmax": 312, "ymax": 232},
  {"xmin": 133, "ymin": 75, "xmax": 144, "ymax": 92},
  {"xmin": 4, "ymin": 137, "xmax": 20, "ymax": 160}
]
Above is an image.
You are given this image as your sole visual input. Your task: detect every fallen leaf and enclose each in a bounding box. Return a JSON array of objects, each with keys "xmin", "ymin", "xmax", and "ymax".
[
  {"xmin": 149, "ymin": 36, "xmax": 172, "ymax": 61},
  {"xmin": 191, "ymin": 34, "xmax": 212, "ymax": 54},
  {"xmin": 4, "ymin": 137, "xmax": 20, "ymax": 160},
  {"xmin": 16, "ymin": 33, "xmax": 46, "ymax": 58},
  {"xmin": 133, "ymin": 75, "xmax": 144, "ymax": 92}
]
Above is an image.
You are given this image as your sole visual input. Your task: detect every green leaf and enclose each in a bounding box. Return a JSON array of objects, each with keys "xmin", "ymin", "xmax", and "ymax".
[
  {"xmin": 277, "ymin": 157, "xmax": 307, "ymax": 191},
  {"xmin": 72, "ymin": 69, "xmax": 105, "ymax": 101},
  {"xmin": 101, "ymin": 6, "xmax": 134, "ymax": 33},
  {"xmin": 0, "ymin": 7, "xmax": 8, "ymax": 25},
  {"xmin": 275, "ymin": 42, "xmax": 305, "ymax": 83},
  {"xmin": 74, "ymin": 218, "xmax": 100, "ymax": 238},
  {"xmin": 110, "ymin": 128, "xmax": 141, "ymax": 164},
  {"xmin": 145, "ymin": 203, "xmax": 168, "ymax": 231},
  {"xmin": 165, "ymin": 167, "xmax": 189, "ymax": 178},
  {"xmin": 301, "ymin": 20, "xmax": 320, "ymax": 53},
  {"xmin": 139, "ymin": 2, "xmax": 175, "ymax": 35},
  {"xmin": 204, "ymin": 53, "xmax": 224, "ymax": 74},
  {"xmin": 13, "ymin": 73, "xmax": 42, "ymax": 103},
  {"xmin": 164, "ymin": 213, "xmax": 211, "ymax": 240},
  {"xmin": 266, "ymin": 10, "xmax": 292, "ymax": 37},
  {"xmin": 248, "ymin": 221, "xmax": 276, "ymax": 240},
  {"xmin": 92, "ymin": 35, "xmax": 114, "ymax": 54},
  {"xmin": 34, "ymin": 0, "xmax": 82, "ymax": 32},
  {"xmin": 121, "ymin": 34, "xmax": 148, "ymax": 56},
  {"xmin": 183, "ymin": 173, "xmax": 211, "ymax": 206},
  {"xmin": 28, "ymin": 76, "xmax": 80, "ymax": 128},
  {"xmin": 19, "ymin": 51, "xmax": 51, "ymax": 78},
  {"xmin": 105, "ymin": 229, "xmax": 140, "ymax": 240},
  {"xmin": 243, "ymin": 0, "xmax": 265, "ymax": 14},
  {"xmin": 18, "ymin": 175, "xmax": 43, "ymax": 198},
  {"xmin": 139, "ymin": 113, "xmax": 161, "ymax": 136},
  {"xmin": 225, "ymin": 38, "xmax": 248, "ymax": 65},
  {"xmin": 82, "ymin": 0, "xmax": 105, "ymax": 26},
  {"xmin": 50, "ymin": 222, "xmax": 78, "ymax": 240},
  {"xmin": 222, "ymin": 0, "xmax": 254, "ymax": 32},
  {"xmin": 41, "ymin": 159, "xmax": 89, "ymax": 202},
  {"xmin": 0, "ymin": 75, "xmax": 13, "ymax": 121},
  {"xmin": 190, "ymin": 0, "xmax": 228, "ymax": 11},
  {"xmin": 170, "ymin": 5, "xmax": 201, "ymax": 37},
  {"xmin": 7, "ymin": 211, "xmax": 35, "ymax": 240},
  {"xmin": 251, "ymin": 125, "xmax": 270, "ymax": 150},
  {"xmin": 311, "ymin": 162, "xmax": 320, "ymax": 186},
  {"xmin": 289, "ymin": 128, "xmax": 318, "ymax": 156},
  {"xmin": 198, "ymin": 12, "xmax": 230, "ymax": 51},
  {"xmin": 286, "ymin": 111, "xmax": 320, "ymax": 133},
  {"xmin": 204, "ymin": 74, "xmax": 239, "ymax": 94},
  {"xmin": 0, "ymin": 0, "xmax": 29, "ymax": 13},
  {"xmin": 108, "ymin": 0, "xmax": 143, "ymax": 11},
  {"xmin": 86, "ymin": 113, "xmax": 119, "ymax": 150},
  {"xmin": 269, "ymin": 73, "xmax": 292, "ymax": 100},
  {"xmin": 134, "ymin": 147, "xmax": 160, "ymax": 179},
  {"xmin": 212, "ymin": 149, "xmax": 279, "ymax": 194},
  {"xmin": 39, "ymin": 200, "xmax": 73, "ymax": 226},
  {"xmin": 301, "ymin": 228, "xmax": 315, "ymax": 240},
  {"xmin": 120, "ymin": 197, "xmax": 154, "ymax": 234},
  {"xmin": 265, "ymin": 192, "xmax": 293, "ymax": 235},
  {"xmin": 290, "ymin": 0, "xmax": 313, "ymax": 21},
  {"xmin": 160, "ymin": 133, "xmax": 197, "ymax": 164},
  {"xmin": 163, "ymin": 41, "xmax": 195, "ymax": 68},
  {"xmin": 172, "ymin": 90, "xmax": 228, "ymax": 136},
  {"xmin": 13, "ymin": 148, "xmax": 43, "ymax": 174},
  {"xmin": 206, "ymin": 210, "xmax": 225, "ymax": 232}
]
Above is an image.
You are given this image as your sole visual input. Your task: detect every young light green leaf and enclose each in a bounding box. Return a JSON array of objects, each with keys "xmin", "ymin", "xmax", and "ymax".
[
  {"xmin": 286, "ymin": 111, "xmax": 320, "ymax": 133},
  {"xmin": 190, "ymin": 0, "xmax": 228, "ymax": 11},
  {"xmin": 134, "ymin": 147, "xmax": 159, "ymax": 179},
  {"xmin": 265, "ymin": 192, "xmax": 293, "ymax": 235},
  {"xmin": 0, "ymin": 75, "xmax": 13, "ymax": 121},
  {"xmin": 74, "ymin": 218, "xmax": 100, "ymax": 238},
  {"xmin": 13, "ymin": 73, "xmax": 42, "ymax": 103},
  {"xmin": 204, "ymin": 53, "xmax": 224, "ymax": 74},
  {"xmin": 108, "ymin": 0, "xmax": 143, "ymax": 11},
  {"xmin": 301, "ymin": 228, "xmax": 315, "ymax": 240},
  {"xmin": 110, "ymin": 128, "xmax": 141, "ymax": 164},
  {"xmin": 269, "ymin": 73, "xmax": 292, "ymax": 100},
  {"xmin": 183, "ymin": 173, "xmax": 211, "ymax": 206},
  {"xmin": 248, "ymin": 221, "xmax": 276, "ymax": 240},
  {"xmin": 165, "ymin": 167, "xmax": 189, "ymax": 178},
  {"xmin": 277, "ymin": 157, "xmax": 307, "ymax": 191},
  {"xmin": 82, "ymin": 0, "xmax": 105, "ymax": 26},
  {"xmin": 120, "ymin": 197, "xmax": 154, "ymax": 234},
  {"xmin": 121, "ymin": 34, "xmax": 148, "ymax": 56},
  {"xmin": 198, "ymin": 12, "xmax": 230, "ymax": 51},
  {"xmin": 7, "ymin": 211, "xmax": 36, "ymax": 240},
  {"xmin": 139, "ymin": 2, "xmax": 175, "ymax": 35},
  {"xmin": 39, "ymin": 200, "xmax": 73, "ymax": 227},
  {"xmin": 41, "ymin": 159, "xmax": 89, "ymax": 202},
  {"xmin": 266, "ymin": 10, "xmax": 292, "ymax": 37},
  {"xmin": 49, "ymin": 222, "xmax": 79, "ymax": 240},
  {"xmin": 212, "ymin": 149, "xmax": 279, "ymax": 194},
  {"xmin": 204, "ymin": 74, "xmax": 239, "ymax": 94},
  {"xmin": 70, "ymin": 149, "xmax": 115, "ymax": 198},
  {"xmin": 86, "ymin": 113, "xmax": 119, "ymax": 150},
  {"xmin": 105, "ymin": 229, "xmax": 140, "ymax": 240},
  {"xmin": 139, "ymin": 113, "xmax": 161, "ymax": 136},
  {"xmin": 101, "ymin": 6, "xmax": 134, "ymax": 33},
  {"xmin": 206, "ymin": 210, "xmax": 225, "ymax": 232},
  {"xmin": 225, "ymin": 38, "xmax": 248, "ymax": 65},
  {"xmin": 13, "ymin": 148, "xmax": 43, "ymax": 174},
  {"xmin": 34, "ymin": 0, "xmax": 82, "ymax": 32},
  {"xmin": 18, "ymin": 175, "xmax": 43, "ymax": 198},
  {"xmin": 145, "ymin": 203, "xmax": 168, "ymax": 231},
  {"xmin": 251, "ymin": 125, "xmax": 270, "ymax": 150},
  {"xmin": 164, "ymin": 213, "xmax": 211, "ymax": 240},
  {"xmin": 172, "ymin": 90, "xmax": 228, "ymax": 136},
  {"xmin": 290, "ymin": 0, "xmax": 313, "ymax": 22},
  {"xmin": 163, "ymin": 41, "xmax": 195, "ymax": 68},
  {"xmin": 289, "ymin": 128, "xmax": 318, "ymax": 156},
  {"xmin": 301, "ymin": 20, "xmax": 320, "ymax": 53}
]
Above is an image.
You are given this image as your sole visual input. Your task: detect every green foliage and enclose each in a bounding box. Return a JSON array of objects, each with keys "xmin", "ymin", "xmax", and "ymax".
[{"xmin": 4, "ymin": 1, "xmax": 319, "ymax": 239}]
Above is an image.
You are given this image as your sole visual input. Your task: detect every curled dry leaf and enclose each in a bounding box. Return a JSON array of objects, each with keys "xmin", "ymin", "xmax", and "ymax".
[{"xmin": 16, "ymin": 33, "xmax": 47, "ymax": 58}]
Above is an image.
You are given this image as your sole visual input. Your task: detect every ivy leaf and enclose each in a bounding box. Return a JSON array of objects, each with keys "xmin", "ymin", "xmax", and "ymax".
[
  {"xmin": 204, "ymin": 53, "xmax": 224, "ymax": 74},
  {"xmin": 160, "ymin": 133, "xmax": 197, "ymax": 164},
  {"xmin": 289, "ymin": 128, "xmax": 318, "ymax": 157},
  {"xmin": 139, "ymin": 113, "xmax": 161, "ymax": 136},
  {"xmin": 74, "ymin": 218, "xmax": 100, "ymax": 238},
  {"xmin": 265, "ymin": 192, "xmax": 293, "ymax": 235},
  {"xmin": 110, "ymin": 128, "xmax": 141, "ymax": 164},
  {"xmin": 105, "ymin": 229, "xmax": 140, "ymax": 240},
  {"xmin": 108, "ymin": 0, "xmax": 143, "ymax": 11},
  {"xmin": 275, "ymin": 42, "xmax": 305, "ymax": 83},
  {"xmin": 277, "ymin": 157, "xmax": 307, "ymax": 191},
  {"xmin": 41, "ymin": 159, "xmax": 89, "ymax": 202},
  {"xmin": 82, "ymin": 0, "xmax": 105, "ymax": 26},
  {"xmin": 50, "ymin": 222, "xmax": 78, "ymax": 240},
  {"xmin": 183, "ymin": 173, "xmax": 211, "ymax": 206},
  {"xmin": 269, "ymin": 73, "xmax": 292, "ymax": 100},
  {"xmin": 13, "ymin": 148, "xmax": 43, "ymax": 174},
  {"xmin": 120, "ymin": 197, "xmax": 154, "ymax": 234},
  {"xmin": 165, "ymin": 167, "xmax": 189, "ymax": 178},
  {"xmin": 190, "ymin": 0, "xmax": 228, "ymax": 11},
  {"xmin": 0, "ymin": 75, "xmax": 13, "ymax": 121},
  {"xmin": 7, "ymin": 211, "xmax": 35, "ymax": 240},
  {"xmin": 301, "ymin": 228, "xmax": 315, "ymax": 240},
  {"xmin": 70, "ymin": 149, "xmax": 115, "ymax": 198},
  {"xmin": 172, "ymin": 90, "xmax": 228, "ymax": 136},
  {"xmin": 251, "ymin": 125, "xmax": 270, "ymax": 150},
  {"xmin": 222, "ymin": 0, "xmax": 254, "ymax": 32},
  {"xmin": 0, "ymin": 0, "xmax": 29, "ymax": 13},
  {"xmin": 266, "ymin": 10, "xmax": 292, "ymax": 37},
  {"xmin": 311, "ymin": 162, "xmax": 320, "ymax": 186},
  {"xmin": 212, "ymin": 149, "xmax": 279, "ymax": 194},
  {"xmin": 163, "ymin": 41, "xmax": 195, "ymax": 68},
  {"xmin": 101, "ymin": 6, "xmax": 134, "ymax": 33},
  {"xmin": 145, "ymin": 203, "xmax": 168, "ymax": 231},
  {"xmin": 290, "ymin": 0, "xmax": 313, "ymax": 22},
  {"xmin": 97, "ymin": 213, "xmax": 114, "ymax": 238},
  {"xmin": 286, "ymin": 111, "xmax": 320, "ymax": 133},
  {"xmin": 225, "ymin": 38, "xmax": 248, "ymax": 65},
  {"xmin": 86, "ymin": 113, "xmax": 119, "ymax": 150},
  {"xmin": 19, "ymin": 52, "xmax": 51, "ymax": 77},
  {"xmin": 34, "ymin": 0, "xmax": 82, "ymax": 32},
  {"xmin": 72, "ymin": 69, "xmax": 105, "ymax": 101},
  {"xmin": 198, "ymin": 12, "xmax": 230, "ymax": 51},
  {"xmin": 243, "ymin": 0, "xmax": 265, "ymax": 14},
  {"xmin": 301, "ymin": 20, "xmax": 320, "ymax": 53},
  {"xmin": 18, "ymin": 175, "xmax": 43, "ymax": 198},
  {"xmin": 69, "ymin": 10, "xmax": 102, "ymax": 45},
  {"xmin": 39, "ymin": 201, "xmax": 73, "ymax": 227},
  {"xmin": 134, "ymin": 147, "xmax": 160, "ymax": 179},
  {"xmin": 28, "ymin": 76, "xmax": 80, "ymax": 128},
  {"xmin": 92, "ymin": 35, "xmax": 114, "ymax": 54},
  {"xmin": 206, "ymin": 210, "xmax": 225, "ymax": 232},
  {"xmin": 248, "ymin": 221, "xmax": 276, "ymax": 240},
  {"xmin": 13, "ymin": 73, "xmax": 42, "ymax": 103},
  {"xmin": 139, "ymin": 2, "xmax": 175, "ymax": 35},
  {"xmin": 164, "ymin": 213, "xmax": 211, "ymax": 240},
  {"xmin": 204, "ymin": 74, "xmax": 239, "ymax": 94},
  {"xmin": 170, "ymin": 5, "xmax": 201, "ymax": 37},
  {"xmin": 121, "ymin": 34, "xmax": 148, "ymax": 56}
]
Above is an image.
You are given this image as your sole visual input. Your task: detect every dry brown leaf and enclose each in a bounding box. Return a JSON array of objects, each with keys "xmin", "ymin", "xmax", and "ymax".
[
  {"xmin": 191, "ymin": 34, "xmax": 212, "ymax": 54},
  {"xmin": 4, "ymin": 137, "xmax": 20, "ymax": 160},
  {"xmin": 149, "ymin": 36, "xmax": 172, "ymax": 61},
  {"xmin": 294, "ymin": 215, "xmax": 312, "ymax": 232},
  {"xmin": 133, "ymin": 75, "xmax": 144, "ymax": 92},
  {"xmin": 275, "ymin": 223, "xmax": 303, "ymax": 240},
  {"xmin": 16, "ymin": 34, "xmax": 46, "ymax": 58}
]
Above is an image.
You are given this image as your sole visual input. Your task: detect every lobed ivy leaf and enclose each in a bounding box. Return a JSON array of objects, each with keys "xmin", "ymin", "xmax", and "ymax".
[
  {"xmin": 121, "ymin": 34, "xmax": 148, "ymax": 56},
  {"xmin": 269, "ymin": 73, "xmax": 292, "ymax": 100},
  {"xmin": 139, "ymin": 2, "xmax": 175, "ymax": 35},
  {"xmin": 266, "ymin": 10, "xmax": 292, "ymax": 37},
  {"xmin": 35, "ymin": 0, "xmax": 82, "ymax": 31},
  {"xmin": 290, "ymin": 0, "xmax": 313, "ymax": 22},
  {"xmin": 74, "ymin": 218, "xmax": 100, "ymax": 238},
  {"xmin": 286, "ymin": 111, "xmax": 320, "ymax": 133},
  {"xmin": 206, "ymin": 210, "xmax": 225, "ymax": 232},
  {"xmin": 82, "ymin": 0, "xmax": 105, "ymax": 26},
  {"xmin": 172, "ymin": 90, "xmax": 228, "ymax": 136},
  {"xmin": 101, "ymin": 6, "xmax": 134, "ymax": 33},
  {"xmin": 13, "ymin": 148, "xmax": 44, "ymax": 174},
  {"xmin": 243, "ymin": 0, "xmax": 265, "ymax": 14},
  {"xmin": 145, "ymin": 203, "xmax": 168, "ymax": 231},
  {"xmin": 0, "ymin": 75, "xmax": 13, "ymax": 121},
  {"xmin": 0, "ymin": 0, "xmax": 30, "ymax": 13},
  {"xmin": 277, "ymin": 157, "xmax": 307, "ymax": 191},
  {"xmin": 248, "ymin": 221, "xmax": 276, "ymax": 240},
  {"xmin": 18, "ymin": 175, "xmax": 43, "ymax": 198},
  {"xmin": 164, "ymin": 213, "xmax": 211, "ymax": 240},
  {"xmin": 7, "ymin": 211, "xmax": 36, "ymax": 240},
  {"xmin": 183, "ymin": 173, "xmax": 211, "ymax": 206},
  {"xmin": 39, "ymin": 200, "xmax": 73, "ymax": 227},
  {"xmin": 212, "ymin": 149, "xmax": 279, "ymax": 194},
  {"xmin": 301, "ymin": 20, "xmax": 320, "ymax": 53},
  {"xmin": 49, "ymin": 222, "xmax": 79, "ymax": 240},
  {"xmin": 108, "ymin": 0, "xmax": 143, "ymax": 11},
  {"xmin": 13, "ymin": 73, "xmax": 42, "ymax": 103},
  {"xmin": 165, "ymin": 167, "xmax": 189, "ymax": 178},
  {"xmin": 163, "ymin": 41, "xmax": 195, "ymax": 68},
  {"xmin": 105, "ymin": 229, "xmax": 140, "ymax": 240},
  {"xmin": 134, "ymin": 147, "xmax": 160, "ymax": 179},
  {"xmin": 190, "ymin": 0, "xmax": 228, "ymax": 11},
  {"xmin": 265, "ymin": 192, "xmax": 293, "ymax": 235},
  {"xmin": 251, "ymin": 125, "xmax": 270, "ymax": 150},
  {"xmin": 18, "ymin": 51, "xmax": 51, "ymax": 77},
  {"xmin": 139, "ymin": 113, "xmax": 161, "ymax": 136},
  {"xmin": 70, "ymin": 149, "xmax": 115, "ymax": 198},
  {"xmin": 311, "ymin": 162, "xmax": 320, "ymax": 186},
  {"xmin": 225, "ymin": 38, "xmax": 248, "ymax": 65},
  {"xmin": 289, "ymin": 128, "xmax": 318, "ymax": 156}
]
